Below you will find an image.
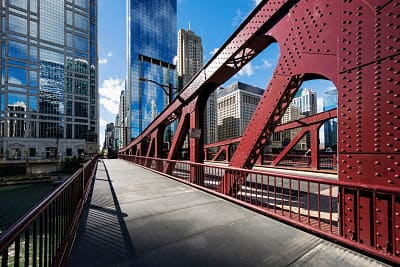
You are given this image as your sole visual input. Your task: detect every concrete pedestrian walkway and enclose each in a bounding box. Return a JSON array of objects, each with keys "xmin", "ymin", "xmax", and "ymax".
[{"xmin": 68, "ymin": 159, "xmax": 388, "ymax": 267}]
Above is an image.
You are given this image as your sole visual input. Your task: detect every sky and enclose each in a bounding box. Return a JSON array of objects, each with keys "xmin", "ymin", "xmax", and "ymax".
[{"xmin": 97, "ymin": 0, "xmax": 335, "ymax": 146}]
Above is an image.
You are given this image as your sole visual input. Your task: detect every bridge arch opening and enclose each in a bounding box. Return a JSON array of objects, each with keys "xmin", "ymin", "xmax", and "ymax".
[
  {"xmin": 258, "ymin": 76, "xmax": 338, "ymax": 171},
  {"xmin": 204, "ymin": 41, "xmax": 280, "ymax": 162}
]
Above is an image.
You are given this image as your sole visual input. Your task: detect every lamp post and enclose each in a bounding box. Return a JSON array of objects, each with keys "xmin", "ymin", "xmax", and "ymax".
[{"xmin": 138, "ymin": 77, "xmax": 178, "ymax": 104}]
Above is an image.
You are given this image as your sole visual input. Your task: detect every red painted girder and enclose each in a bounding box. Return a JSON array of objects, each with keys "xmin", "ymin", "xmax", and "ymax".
[
  {"xmin": 204, "ymin": 137, "xmax": 242, "ymax": 149},
  {"xmin": 271, "ymin": 128, "xmax": 308, "ymax": 166},
  {"xmin": 120, "ymin": 0, "xmax": 295, "ymax": 154},
  {"xmin": 204, "ymin": 109, "xmax": 337, "ymax": 151},
  {"xmin": 276, "ymin": 109, "xmax": 337, "ymax": 132},
  {"xmin": 211, "ymin": 146, "xmax": 229, "ymax": 162}
]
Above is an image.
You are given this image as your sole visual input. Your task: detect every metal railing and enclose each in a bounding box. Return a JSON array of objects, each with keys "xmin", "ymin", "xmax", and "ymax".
[
  {"xmin": 261, "ymin": 153, "xmax": 337, "ymax": 170},
  {"xmin": 0, "ymin": 156, "xmax": 98, "ymax": 266},
  {"xmin": 120, "ymin": 155, "xmax": 399, "ymax": 265}
]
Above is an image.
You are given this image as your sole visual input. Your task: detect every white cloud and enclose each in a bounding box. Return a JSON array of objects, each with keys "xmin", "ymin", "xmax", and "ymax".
[
  {"xmin": 262, "ymin": 59, "xmax": 273, "ymax": 69},
  {"xmin": 99, "ymin": 118, "xmax": 108, "ymax": 127},
  {"xmin": 100, "ymin": 98, "xmax": 120, "ymax": 114},
  {"xmin": 99, "ymin": 58, "xmax": 108, "ymax": 64},
  {"xmin": 254, "ymin": 0, "xmax": 262, "ymax": 6},
  {"xmin": 237, "ymin": 62, "xmax": 254, "ymax": 77},
  {"xmin": 173, "ymin": 55, "xmax": 178, "ymax": 65},
  {"xmin": 210, "ymin": 48, "xmax": 219, "ymax": 56},
  {"xmin": 99, "ymin": 78, "xmax": 125, "ymax": 102},
  {"xmin": 98, "ymin": 52, "xmax": 112, "ymax": 64},
  {"xmin": 99, "ymin": 78, "xmax": 125, "ymax": 115},
  {"xmin": 232, "ymin": 8, "xmax": 244, "ymax": 27},
  {"xmin": 317, "ymin": 97, "xmax": 324, "ymax": 113}
]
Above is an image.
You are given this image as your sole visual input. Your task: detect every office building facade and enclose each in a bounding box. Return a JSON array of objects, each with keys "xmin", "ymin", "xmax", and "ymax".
[
  {"xmin": 117, "ymin": 89, "xmax": 127, "ymax": 148},
  {"xmin": 217, "ymin": 82, "xmax": 263, "ymax": 142},
  {"xmin": 323, "ymin": 88, "xmax": 338, "ymax": 150},
  {"xmin": 292, "ymin": 88, "xmax": 317, "ymax": 116},
  {"xmin": 0, "ymin": 0, "xmax": 98, "ymax": 159},
  {"xmin": 126, "ymin": 0, "xmax": 177, "ymax": 139}
]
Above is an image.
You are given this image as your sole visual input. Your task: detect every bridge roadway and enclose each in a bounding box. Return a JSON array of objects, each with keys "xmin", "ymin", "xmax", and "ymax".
[{"xmin": 68, "ymin": 159, "xmax": 388, "ymax": 267}]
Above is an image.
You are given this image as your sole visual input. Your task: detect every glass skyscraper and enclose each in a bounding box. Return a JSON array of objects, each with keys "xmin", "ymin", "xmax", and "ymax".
[
  {"xmin": 0, "ymin": 0, "xmax": 98, "ymax": 159},
  {"xmin": 127, "ymin": 0, "xmax": 177, "ymax": 139},
  {"xmin": 323, "ymin": 88, "xmax": 338, "ymax": 150}
]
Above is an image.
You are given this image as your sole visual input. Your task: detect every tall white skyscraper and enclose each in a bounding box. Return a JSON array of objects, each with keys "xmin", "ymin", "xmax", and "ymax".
[{"xmin": 292, "ymin": 88, "xmax": 317, "ymax": 116}]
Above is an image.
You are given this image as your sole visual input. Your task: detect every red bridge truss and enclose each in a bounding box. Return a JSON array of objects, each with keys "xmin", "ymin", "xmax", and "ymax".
[{"xmin": 120, "ymin": 0, "xmax": 399, "ymax": 263}]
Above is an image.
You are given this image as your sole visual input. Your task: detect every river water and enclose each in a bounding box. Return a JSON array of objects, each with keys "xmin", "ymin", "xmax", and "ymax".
[{"xmin": 0, "ymin": 183, "xmax": 57, "ymax": 232}]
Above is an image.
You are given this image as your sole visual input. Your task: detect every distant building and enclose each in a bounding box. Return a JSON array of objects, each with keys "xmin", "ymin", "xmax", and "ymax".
[
  {"xmin": 0, "ymin": 0, "xmax": 98, "ymax": 159},
  {"xmin": 177, "ymin": 29, "xmax": 203, "ymax": 89},
  {"xmin": 126, "ymin": 0, "xmax": 177, "ymax": 139},
  {"xmin": 292, "ymin": 88, "xmax": 317, "ymax": 116},
  {"xmin": 291, "ymin": 88, "xmax": 318, "ymax": 150},
  {"xmin": 323, "ymin": 88, "xmax": 338, "ymax": 150},
  {"xmin": 217, "ymin": 82, "xmax": 263, "ymax": 141},
  {"xmin": 114, "ymin": 115, "xmax": 120, "ymax": 150},
  {"xmin": 281, "ymin": 105, "xmax": 301, "ymax": 124},
  {"xmin": 278, "ymin": 105, "xmax": 302, "ymax": 150},
  {"xmin": 104, "ymin": 123, "xmax": 115, "ymax": 152},
  {"xmin": 117, "ymin": 89, "xmax": 127, "ymax": 148},
  {"xmin": 204, "ymin": 91, "xmax": 218, "ymax": 144}
]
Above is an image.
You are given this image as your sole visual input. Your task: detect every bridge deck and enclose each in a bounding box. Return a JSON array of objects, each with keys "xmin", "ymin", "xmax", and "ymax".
[{"xmin": 68, "ymin": 159, "xmax": 388, "ymax": 267}]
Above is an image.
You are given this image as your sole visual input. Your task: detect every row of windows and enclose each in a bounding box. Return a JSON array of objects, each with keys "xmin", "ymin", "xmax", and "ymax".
[
  {"xmin": 217, "ymin": 95, "xmax": 236, "ymax": 109},
  {"xmin": 242, "ymin": 94, "xmax": 259, "ymax": 105},
  {"xmin": 0, "ymin": 120, "xmax": 90, "ymax": 139}
]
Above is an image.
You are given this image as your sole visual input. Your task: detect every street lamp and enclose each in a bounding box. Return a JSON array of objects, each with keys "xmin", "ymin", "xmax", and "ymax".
[{"xmin": 138, "ymin": 77, "xmax": 179, "ymax": 104}]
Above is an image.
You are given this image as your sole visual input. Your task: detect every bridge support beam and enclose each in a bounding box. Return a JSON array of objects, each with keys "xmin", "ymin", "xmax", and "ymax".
[{"xmin": 189, "ymin": 108, "xmax": 204, "ymax": 185}]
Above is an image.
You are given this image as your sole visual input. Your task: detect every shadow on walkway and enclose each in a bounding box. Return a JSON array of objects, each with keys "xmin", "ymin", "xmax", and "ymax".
[{"xmin": 68, "ymin": 159, "xmax": 136, "ymax": 266}]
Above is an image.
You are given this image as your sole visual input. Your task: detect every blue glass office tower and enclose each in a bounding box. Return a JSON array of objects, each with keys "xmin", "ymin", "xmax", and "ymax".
[
  {"xmin": 127, "ymin": 0, "xmax": 177, "ymax": 139},
  {"xmin": 0, "ymin": 0, "xmax": 98, "ymax": 159},
  {"xmin": 323, "ymin": 88, "xmax": 338, "ymax": 150}
]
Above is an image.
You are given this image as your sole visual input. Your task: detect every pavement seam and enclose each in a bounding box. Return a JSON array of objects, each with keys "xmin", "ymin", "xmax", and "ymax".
[
  {"xmin": 134, "ymin": 214, "xmax": 259, "ymax": 258},
  {"xmin": 286, "ymin": 239, "xmax": 324, "ymax": 266}
]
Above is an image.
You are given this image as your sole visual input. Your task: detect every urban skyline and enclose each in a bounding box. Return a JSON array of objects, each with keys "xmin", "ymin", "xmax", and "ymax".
[{"xmin": 98, "ymin": 1, "xmax": 336, "ymax": 147}]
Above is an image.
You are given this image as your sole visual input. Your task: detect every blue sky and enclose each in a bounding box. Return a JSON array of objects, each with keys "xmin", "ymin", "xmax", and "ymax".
[{"xmin": 97, "ymin": 0, "xmax": 335, "ymax": 145}]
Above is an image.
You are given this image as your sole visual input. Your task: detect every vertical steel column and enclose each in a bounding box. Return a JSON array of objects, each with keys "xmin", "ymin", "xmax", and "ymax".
[
  {"xmin": 189, "ymin": 102, "xmax": 204, "ymax": 185},
  {"xmin": 310, "ymin": 124, "xmax": 320, "ymax": 170}
]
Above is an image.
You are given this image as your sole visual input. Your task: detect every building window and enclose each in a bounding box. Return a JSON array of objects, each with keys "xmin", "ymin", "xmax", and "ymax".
[
  {"xmin": 29, "ymin": 148, "xmax": 36, "ymax": 157},
  {"xmin": 66, "ymin": 148, "xmax": 72, "ymax": 156}
]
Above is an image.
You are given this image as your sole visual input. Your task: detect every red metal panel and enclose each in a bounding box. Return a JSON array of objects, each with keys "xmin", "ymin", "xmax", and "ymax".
[
  {"xmin": 375, "ymin": 194, "xmax": 390, "ymax": 252},
  {"xmin": 395, "ymin": 197, "xmax": 400, "ymax": 256},
  {"xmin": 310, "ymin": 124, "xmax": 320, "ymax": 170},
  {"xmin": 358, "ymin": 193, "xmax": 372, "ymax": 246},
  {"xmin": 343, "ymin": 189, "xmax": 356, "ymax": 241}
]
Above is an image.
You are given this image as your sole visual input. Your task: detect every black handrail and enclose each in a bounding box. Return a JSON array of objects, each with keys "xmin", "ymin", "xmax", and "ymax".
[{"xmin": 0, "ymin": 156, "xmax": 98, "ymax": 266}]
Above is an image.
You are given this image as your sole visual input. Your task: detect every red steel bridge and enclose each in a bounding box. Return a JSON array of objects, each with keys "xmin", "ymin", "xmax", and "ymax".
[
  {"xmin": 119, "ymin": 0, "xmax": 400, "ymax": 264},
  {"xmin": 0, "ymin": 0, "xmax": 398, "ymax": 265}
]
